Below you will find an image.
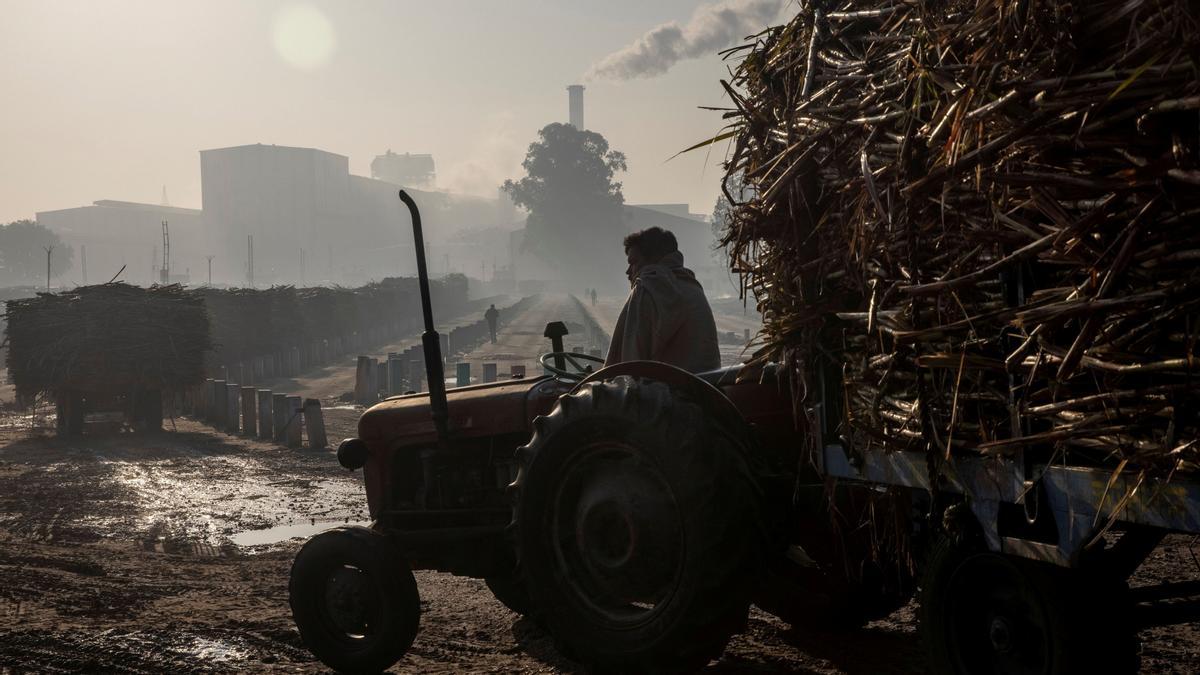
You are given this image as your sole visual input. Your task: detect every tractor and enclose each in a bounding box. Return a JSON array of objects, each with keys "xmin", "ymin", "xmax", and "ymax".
[{"xmin": 287, "ymin": 192, "xmax": 910, "ymax": 673}]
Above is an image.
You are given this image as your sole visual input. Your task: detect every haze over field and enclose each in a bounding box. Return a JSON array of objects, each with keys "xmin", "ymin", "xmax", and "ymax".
[{"xmin": 0, "ymin": 0, "xmax": 783, "ymax": 224}]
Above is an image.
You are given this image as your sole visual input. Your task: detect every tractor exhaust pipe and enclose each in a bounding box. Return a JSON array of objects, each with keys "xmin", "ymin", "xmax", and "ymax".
[{"xmin": 399, "ymin": 190, "xmax": 449, "ymax": 445}]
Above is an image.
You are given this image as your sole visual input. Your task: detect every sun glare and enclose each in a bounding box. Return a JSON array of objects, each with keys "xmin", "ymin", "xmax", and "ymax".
[{"xmin": 271, "ymin": 5, "xmax": 336, "ymax": 70}]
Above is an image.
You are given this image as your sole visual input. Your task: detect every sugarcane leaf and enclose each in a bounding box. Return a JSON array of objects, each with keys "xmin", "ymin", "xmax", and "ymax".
[
  {"xmin": 1106, "ymin": 52, "xmax": 1162, "ymax": 102},
  {"xmin": 671, "ymin": 129, "xmax": 738, "ymax": 160}
]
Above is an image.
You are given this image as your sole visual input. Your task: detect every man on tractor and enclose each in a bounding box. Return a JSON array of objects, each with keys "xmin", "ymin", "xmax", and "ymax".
[{"xmin": 605, "ymin": 227, "xmax": 720, "ymax": 373}]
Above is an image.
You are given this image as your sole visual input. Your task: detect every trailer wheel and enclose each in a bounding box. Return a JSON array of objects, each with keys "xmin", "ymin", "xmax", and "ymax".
[
  {"xmin": 289, "ymin": 526, "xmax": 420, "ymax": 674},
  {"xmin": 919, "ymin": 536, "xmax": 1138, "ymax": 674},
  {"xmin": 512, "ymin": 375, "xmax": 764, "ymax": 672}
]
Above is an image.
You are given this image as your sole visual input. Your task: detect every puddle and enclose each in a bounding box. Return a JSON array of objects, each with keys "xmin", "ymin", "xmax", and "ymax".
[
  {"xmin": 230, "ymin": 519, "xmax": 371, "ymax": 547},
  {"xmin": 184, "ymin": 636, "xmax": 249, "ymax": 663}
]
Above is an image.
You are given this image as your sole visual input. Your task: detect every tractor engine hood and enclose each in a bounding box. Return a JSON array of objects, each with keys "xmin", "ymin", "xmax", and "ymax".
[{"xmin": 358, "ymin": 375, "xmax": 571, "ymax": 448}]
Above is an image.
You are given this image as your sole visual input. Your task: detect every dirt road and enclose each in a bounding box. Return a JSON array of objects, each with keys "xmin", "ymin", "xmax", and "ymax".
[{"xmin": 2, "ymin": 293, "xmax": 1198, "ymax": 673}]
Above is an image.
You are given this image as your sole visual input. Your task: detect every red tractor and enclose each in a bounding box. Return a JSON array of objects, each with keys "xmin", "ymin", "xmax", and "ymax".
[{"xmin": 287, "ymin": 193, "xmax": 909, "ymax": 673}]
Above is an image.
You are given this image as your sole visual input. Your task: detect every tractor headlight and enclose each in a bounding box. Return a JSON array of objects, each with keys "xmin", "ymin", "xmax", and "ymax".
[{"xmin": 337, "ymin": 438, "xmax": 369, "ymax": 470}]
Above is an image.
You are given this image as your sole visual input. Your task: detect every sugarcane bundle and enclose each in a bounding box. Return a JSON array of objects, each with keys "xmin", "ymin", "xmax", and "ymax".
[
  {"xmin": 4, "ymin": 283, "xmax": 211, "ymax": 399},
  {"xmin": 719, "ymin": 0, "xmax": 1199, "ymax": 471},
  {"xmin": 297, "ymin": 286, "xmax": 362, "ymax": 340}
]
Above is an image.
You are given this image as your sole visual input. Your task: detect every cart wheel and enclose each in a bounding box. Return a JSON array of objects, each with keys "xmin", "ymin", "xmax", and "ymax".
[
  {"xmin": 919, "ymin": 537, "xmax": 1138, "ymax": 674},
  {"xmin": 289, "ymin": 526, "xmax": 420, "ymax": 674}
]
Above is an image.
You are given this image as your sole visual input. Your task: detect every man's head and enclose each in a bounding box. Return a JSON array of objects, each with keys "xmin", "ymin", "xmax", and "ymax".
[
  {"xmin": 489, "ymin": 304, "xmax": 495, "ymax": 309},
  {"xmin": 623, "ymin": 227, "xmax": 678, "ymax": 285}
]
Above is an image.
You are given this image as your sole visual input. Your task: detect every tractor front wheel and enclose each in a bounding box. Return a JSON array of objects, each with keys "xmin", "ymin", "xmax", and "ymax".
[
  {"xmin": 512, "ymin": 375, "xmax": 764, "ymax": 672},
  {"xmin": 289, "ymin": 526, "xmax": 420, "ymax": 674}
]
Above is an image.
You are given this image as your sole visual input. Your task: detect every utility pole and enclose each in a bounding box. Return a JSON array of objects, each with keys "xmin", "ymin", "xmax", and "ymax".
[
  {"xmin": 160, "ymin": 220, "xmax": 170, "ymax": 284},
  {"xmin": 206, "ymin": 255, "xmax": 215, "ymax": 286},
  {"xmin": 247, "ymin": 235, "xmax": 254, "ymax": 287},
  {"xmin": 44, "ymin": 245, "xmax": 53, "ymax": 290}
]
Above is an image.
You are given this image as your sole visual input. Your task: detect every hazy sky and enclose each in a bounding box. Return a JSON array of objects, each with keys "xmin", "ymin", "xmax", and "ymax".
[{"xmin": 0, "ymin": 1, "xmax": 786, "ymax": 224}]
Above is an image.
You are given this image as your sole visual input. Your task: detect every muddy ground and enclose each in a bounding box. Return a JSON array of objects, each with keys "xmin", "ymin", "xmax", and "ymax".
[{"xmin": 1, "ymin": 294, "xmax": 1199, "ymax": 673}]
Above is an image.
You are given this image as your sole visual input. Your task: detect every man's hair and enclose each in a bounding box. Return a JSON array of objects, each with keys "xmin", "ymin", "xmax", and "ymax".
[{"xmin": 623, "ymin": 227, "xmax": 678, "ymax": 261}]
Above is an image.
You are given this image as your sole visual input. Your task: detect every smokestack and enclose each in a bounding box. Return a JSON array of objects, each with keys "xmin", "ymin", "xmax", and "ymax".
[{"xmin": 567, "ymin": 84, "xmax": 585, "ymax": 130}]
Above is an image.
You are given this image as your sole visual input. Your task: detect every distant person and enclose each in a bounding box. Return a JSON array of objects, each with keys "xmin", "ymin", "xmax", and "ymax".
[
  {"xmin": 484, "ymin": 304, "xmax": 500, "ymax": 344},
  {"xmin": 606, "ymin": 227, "xmax": 720, "ymax": 373},
  {"xmin": 590, "ymin": 287, "xmax": 597, "ymax": 307}
]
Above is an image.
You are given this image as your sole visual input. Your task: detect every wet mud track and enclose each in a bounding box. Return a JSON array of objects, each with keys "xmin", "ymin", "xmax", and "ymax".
[{"xmin": 2, "ymin": 421, "xmax": 1198, "ymax": 672}]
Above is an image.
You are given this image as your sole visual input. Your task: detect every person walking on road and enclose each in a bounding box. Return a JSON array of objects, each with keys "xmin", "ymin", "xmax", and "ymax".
[
  {"xmin": 606, "ymin": 227, "xmax": 720, "ymax": 373},
  {"xmin": 590, "ymin": 287, "xmax": 597, "ymax": 307},
  {"xmin": 484, "ymin": 304, "xmax": 500, "ymax": 344}
]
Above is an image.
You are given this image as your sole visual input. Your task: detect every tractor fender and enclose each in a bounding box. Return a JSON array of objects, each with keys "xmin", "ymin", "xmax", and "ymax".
[{"xmin": 572, "ymin": 360, "xmax": 749, "ymax": 436}]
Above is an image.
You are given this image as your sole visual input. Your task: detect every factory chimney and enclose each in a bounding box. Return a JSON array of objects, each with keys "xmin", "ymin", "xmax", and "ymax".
[{"xmin": 567, "ymin": 84, "xmax": 585, "ymax": 130}]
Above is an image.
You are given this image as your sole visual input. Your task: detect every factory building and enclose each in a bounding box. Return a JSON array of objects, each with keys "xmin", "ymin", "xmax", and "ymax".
[
  {"xmin": 200, "ymin": 144, "xmax": 513, "ymax": 285},
  {"xmin": 36, "ymin": 200, "xmax": 203, "ymax": 286},
  {"xmin": 371, "ymin": 151, "xmax": 436, "ymax": 189}
]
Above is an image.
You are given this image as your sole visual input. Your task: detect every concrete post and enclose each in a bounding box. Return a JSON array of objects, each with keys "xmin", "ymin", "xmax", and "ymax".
[
  {"xmin": 410, "ymin": 360, "xmax": 424, "ymax": 392},
  {"xmin": 201, "ymin": 379, "xmax": 214, "ymax": 420},
  {"xmin": 303, "ymin": 398, "xmax": 327, "ymax": 449},
  {"xmin": 456, "ymin": 362, "xmax": 471, "ymax": 387},
  {"xmin": 257, "ymin": 390, "xmax": 273, "ymax": 441},
  {"xmin": 355, "ymin": 356, "xmax": 373, "ymax": 404},
  {"xmin": 240, "ymin": 386, "xmax": 257, "ymax": 436},
  {"xmin": 204, "ymin": 379, "xmax": 216, "ymax": 420},
  {"xmin": 482, "ymin": 363, "xmax": 497, "ymax": 383},
  {"xmin": 285, "ymin": 395, "xmax": 303, "ymax": 448},
  {"xmin": 367, "ymin": 358, "xmax": 380, "ymax": 398},
  {"xmin": 225, "ymin": 383, "xmax": 240, "ymax": 434},
  {"xmin": 388, "ymin": 356, "xmax": 406, "ymax": 395},
  {"xmin": 212, "ymin": 380, "xmax": 227, "ymax": 428},
  {"xmin": 272, "ymin": 393, "xmax": 289, "ymax": 442}
]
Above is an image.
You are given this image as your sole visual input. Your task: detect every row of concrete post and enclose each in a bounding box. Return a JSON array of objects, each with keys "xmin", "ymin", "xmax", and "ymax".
[
  {"xmin": 182, "ymin": 379, "xmax": 327, "ymax": 450},
  {"xmin": 355, "ymin": 357, "xmax": 544, "ymax": 404},
  {"xmin": 204, "ymin": 312, "xmax": 434, "ymax": 383}
]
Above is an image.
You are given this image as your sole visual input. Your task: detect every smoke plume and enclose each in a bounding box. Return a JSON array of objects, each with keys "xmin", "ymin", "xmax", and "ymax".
[{"xmin": 588, "ymin": 0, "xmax": 786, "ymax": 80}]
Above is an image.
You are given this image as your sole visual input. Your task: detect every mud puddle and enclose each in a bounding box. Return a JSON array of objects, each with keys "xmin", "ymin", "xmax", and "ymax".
[{"xmin": 230, "ymin": 519, "xmax": 371, "ymax": 548}]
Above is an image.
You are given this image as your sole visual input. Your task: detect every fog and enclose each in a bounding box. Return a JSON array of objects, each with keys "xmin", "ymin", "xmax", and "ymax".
[{"xmin": 0, "ymin": 0, "xmax": 768, "ymax": 294}]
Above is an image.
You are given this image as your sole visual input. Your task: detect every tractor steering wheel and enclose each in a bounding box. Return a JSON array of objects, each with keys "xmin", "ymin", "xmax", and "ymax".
[{"xmin": 539, "ymin": 352, "xmax": 605, "ymax": 381}]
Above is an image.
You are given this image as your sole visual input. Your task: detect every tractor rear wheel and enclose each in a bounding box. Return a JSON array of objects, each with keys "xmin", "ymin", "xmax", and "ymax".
[
  {"xmin": 511, "ymin": 375, "xmax": 764, "ymax": 672},
  {"xmin": 289, "ymin": 526, "xmax": 420, "ymax": 674}
]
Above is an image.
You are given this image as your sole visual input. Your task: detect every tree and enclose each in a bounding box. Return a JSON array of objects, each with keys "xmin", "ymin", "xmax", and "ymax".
[
  {"xmin": 502, "ymin": 123, "xmax": 628, "ymax": 288},
  {"xmin": 711, "ymin": 171, "xmax": 751, "ymax": 266},
  {"xmin": 0, "ymin": 220, "xmax": 74, "ymax": 285}
]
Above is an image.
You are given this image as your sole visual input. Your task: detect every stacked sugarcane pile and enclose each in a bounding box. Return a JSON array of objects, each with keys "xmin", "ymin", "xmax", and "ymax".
[
  {"xmin": 195, "ymin": 286, "xmax": 285, "ymax": 367},
  {"xmin": 297, "ymin": 286, "xmax": 361, "ymax": 340},
  {"xmin": 719, "ymin": 0, "xmax": 1200, "ymax": 471},
  {"xmin": 4, "ymin": 283, "xmax": 211, "ymax": 399}
]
